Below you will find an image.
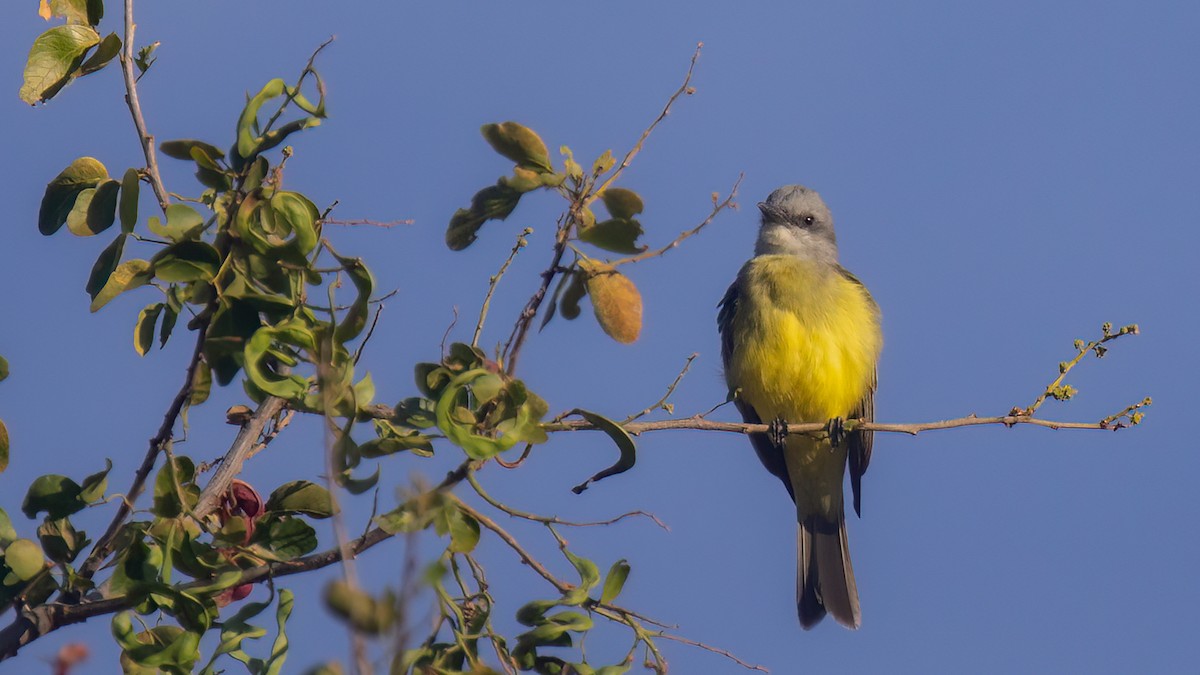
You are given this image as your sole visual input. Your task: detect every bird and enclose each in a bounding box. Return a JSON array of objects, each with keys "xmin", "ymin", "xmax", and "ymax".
[{"xmin": 718, "ymin": 184, "xmax": 882, "ymax": 629}]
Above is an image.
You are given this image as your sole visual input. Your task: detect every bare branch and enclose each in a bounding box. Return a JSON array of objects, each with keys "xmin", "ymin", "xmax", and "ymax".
[
  {"xmin": 473, "ymin": 228, "xmax": 531, "ymax": 348},
  {"xmin": 78, "ymin": 326, "xmax": 207, "ymax": 579},
  {"xmin": 321, "ymin": 218, "xmax": 415, "ymax": 228},
  {"xmin": 118, "ymin": 0, "xmax": 169, "ymax": 213},
  {"xmin": 449, "ymin": 497, "xmax": 571, "ymax": 594},
  {"xmin": 1018, "ymin": 322, "xmax": 1140, "ymax": 416},
  {"xmin": 466, "ymin": 470, "xmax": 668, "ymax": 531},
  {"xmin": 623, "ymin": 353, "xmax": 697, "ymax": 423},
  {"xmin": 588, "ymin": 43, "xmax": 703, "ymax": 204},
  {"xmin": 613, "ymin": 175, "xmax": 742, "ymax": 267}
]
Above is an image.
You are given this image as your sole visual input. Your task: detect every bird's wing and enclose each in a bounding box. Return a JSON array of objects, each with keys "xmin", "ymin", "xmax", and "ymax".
[
  {"xmin": 847, "ymin": 369, "xmax": 875, "ymax": 518},
  {"xmin": 718, "ymin": 278, "xmax": 796, "ymax": 501},
  {"xmin": 837, "ymin": 265, "xmax": 880, "ymax": 519}
]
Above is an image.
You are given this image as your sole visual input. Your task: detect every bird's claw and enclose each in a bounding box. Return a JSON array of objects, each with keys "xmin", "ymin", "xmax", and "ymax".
[
  {"xmin": 768, "ymin": 416, "xmax": 789, "ymax": 449},
  {"xmin": 825, "ymin": 417, "xmax": 846, "ymax": 449}
]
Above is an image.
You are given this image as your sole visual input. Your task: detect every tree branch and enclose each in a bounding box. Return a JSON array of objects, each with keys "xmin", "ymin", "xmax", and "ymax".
[
  {"xmin": 118, "ymin": 0, "xmax": 169, "ymax": 213},
  {"xmin": 78, "ymin": 324, "xmax": 207, "ymax": 580},
  {"xmin": 192, "ymin": 395, "xmax": 288, "ymax": 520}
]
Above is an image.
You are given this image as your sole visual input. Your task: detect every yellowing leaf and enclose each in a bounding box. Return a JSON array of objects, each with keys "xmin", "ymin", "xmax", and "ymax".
[{"xmin": 19, "ymin": 24, "xmax": 101, "ymax": 104}]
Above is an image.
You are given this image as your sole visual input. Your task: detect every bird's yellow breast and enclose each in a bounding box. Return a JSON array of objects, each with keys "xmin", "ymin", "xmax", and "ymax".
[{"xmin": 726, "ymin": 255, "xmax": 881, "ymax": 423}]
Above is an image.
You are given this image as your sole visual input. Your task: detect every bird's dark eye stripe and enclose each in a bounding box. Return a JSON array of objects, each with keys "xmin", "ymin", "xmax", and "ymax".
[{"xmin": 789, "ymin": 214, "xmax": 816, "ymax": 228}]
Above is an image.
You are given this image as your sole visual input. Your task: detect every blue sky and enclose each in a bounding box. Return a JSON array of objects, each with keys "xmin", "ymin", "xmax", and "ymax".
[{"xmin": 2, "ymin": 2, "xmax": 1198, "ymax": 673}]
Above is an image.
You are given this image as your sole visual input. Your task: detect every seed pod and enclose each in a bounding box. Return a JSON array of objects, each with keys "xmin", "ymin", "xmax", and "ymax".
[{"xmin": 580, "ymin": 259, "xmax": 642, "ymax": 344}]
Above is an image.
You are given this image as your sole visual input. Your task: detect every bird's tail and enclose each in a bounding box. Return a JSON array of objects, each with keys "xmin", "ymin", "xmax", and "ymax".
[{"xmin": 797, "ymin": 512, "xmax": 861, "ymax": 629}]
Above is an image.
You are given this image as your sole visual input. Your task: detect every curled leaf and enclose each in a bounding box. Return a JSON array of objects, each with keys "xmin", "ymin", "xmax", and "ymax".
[{"xmin": 570, "ymin": 409, "xmax": 637, "ymax": 493}]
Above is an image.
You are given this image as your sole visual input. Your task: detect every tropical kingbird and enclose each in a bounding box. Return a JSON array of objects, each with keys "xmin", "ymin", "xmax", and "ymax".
[{"xmin": 718, "ymin": 184, "xmax": 882, "ymax": 629}]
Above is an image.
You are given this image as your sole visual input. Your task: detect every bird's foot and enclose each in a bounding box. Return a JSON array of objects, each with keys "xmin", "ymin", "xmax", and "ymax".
[
  {"xmin": 768, "ymin": 416, "xmax": 789, "ymax": 449},
  {"xmin": 825, "ymin": 417, "xmax": 846, "ymax": 449}
]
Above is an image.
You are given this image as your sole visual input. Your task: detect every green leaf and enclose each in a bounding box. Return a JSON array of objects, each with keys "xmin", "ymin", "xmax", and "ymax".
[
  {"xmin": 90, "ymin": 259, "xmax": 151, "ymax": 312},
  {"xmin": 237, "ymin": 79, "xmax": 286, "ymax": 158},
  {"xmin": 151, "ymin": 240, "xmax": 220, "ymax": 283},
  {"xmin": 113, "ymin": 613, "xmax": 201, "ymax": 672},
  {"xmin": 79, "ymin": 458, "xmax": 112, "ymax": 503},
  {"xmin": 243, "ymin": 319, "xmax": 315, "ymax": 399},
  {"xmin": 38, "ymin": 517, "xmax": 88, "ymax": 564},
  {"xmin": 560, "ymin": 271, "xmax": 586, "ymax": 320},
  {"xmin": 263, "ymin": 589, "xmax": 294, "ymax": 675},
  {"xmin": 0, "ymin": 420, "xmax": 8, "ymax": 475},
  {"xmin": 22, "ymin": 474, "xmax": 84, "ymax": 519},
  {"xmin": 578, "ymin": 218, "xmax": 645, "ymax": 254},
  {"xmin": 446, "ymin": 181, "xmax": 523, "ymax": 250},
  {"xmin": 600, "ymin": 559, "xmax": 631, "ymax": 604},
  {"xmin": 481, "ymin": 122, "xmax": 553, "ymax": 172},
  {"xmin": 83, "ymin": 179, "xmax": 120, "ymax": 235},
  {"xmin": 19, "ymin": 24, "xmax": 101, "ymax": 104},
  {"xmin": 119, "ymin": 168, "xmax": 139, "ymax": 233},
  {"xmin": 265, "ymin": 481, "xmax": 336, "ymax": 519},
  {"xmin": 160, "ymin": 139, "xmax": 226, "ymax": 162},
  {"xmin": 134, "ymin": 42, "xmax": 157, "ymax": 75},
  {"xmin": 79, "ymin": 32, "xmax": 121, "ymax": 75},
  {"xmin": 159, "ymin": 302, "xmax": 179, "ymax": 348},
  {"xmin": 86, "ymin": 233, "xmax": 127, "ymax": 300},
  {"xmin": 592, "ymin": 150, "xmax": 616, "ymax": 176},
  {"xmin": 189, "ymin": 361, "xmax": 212, "ymax": 407},
  {"xmin": 394, "ymin": 397, "xmax": 436, "ymax": 429},
  {"xmin": 265, "ymin": 518, "xmax": 317, "ymax": 559},
  {"xmin": 561, "ymin": 548, "xmax": 601, "ymax": 604},
  {"xmin": 135, "ymin": 303, "xmax": 164, "ymax": 356},
  {"xmin": 600, "ymin": 188, "xmax": 644, "ymax": 220},
  {"xmin": 147, "ymin": 203, "xmax": 205, "ymax": 242},
  {"xmin": 330, "ymin": 253, "xmax": 374, "ymax": 343},
  {"xmin": 0, "ymin": 354, "xmax": 8, "ymax": 381},
  {"xmin": 571, "ymin": 409, "xmax": 638, "ymax": 494},
  {"xmin": 323, "ymin": 581, "xmax": 395, "ymax": 635},
  {"xmin": 439, "ymin": 503, "xmax": 480, "ymax": 554},
  {"xmin": 151, "ymin": 456, "xmax": 197, "ymax": 519},
  {"xmin": 434, "ymin": 369, "xmax": 513, "ymax": 459},
  {"xmin": 3, "ymin": 538, "xmax": 45, "ymax": 581},
  {"xmin": 64, "ymin": 187, "xmax": 98, "ymax": 236},
  {"xmin": 0, "ymin": 508, "xmax": 17, "ymax": 546},
  {"xmin": 39, "ymin": 157, "xmax": 108, "ymax": 235}
]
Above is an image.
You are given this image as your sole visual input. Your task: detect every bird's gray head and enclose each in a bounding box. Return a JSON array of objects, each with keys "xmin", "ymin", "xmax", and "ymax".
[{"xmin": 753, "ymin": 184, "xmax": 839, "ymax": 262}]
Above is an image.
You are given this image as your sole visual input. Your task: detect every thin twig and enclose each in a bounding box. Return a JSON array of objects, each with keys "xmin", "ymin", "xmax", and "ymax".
[
  {"xmin": 1019, "ymin": 323, "xmax": 1140, "ymax": 416},
  {"xmin": 353, "ymin": 304, "xmax": 385, "ymax": 366},
  {"xmin": 118, "ymin": 0, "xmax": 169, "ymax": 213},
  {"xmin": 448, "ymin": 497, "xmax": 570, "ymax": 594},
  {"xmin": 611, "ymin": 175, "xmax": 742, "ymax": 266},
  {"xmin": 623, "ymin": 353, "xmax": 698, "ymax": 423},
  {"xmin": 473, "ymin": 228, "xmax": 532, "ymax": 348},
  {"xmin": 587, "ymin": 43, "xmax": 703, "ymax": 206},
  {"xmin": 465, "ymin": 470, "xmax": 668, "ymax": 531},
  {"xmin": 78, "ymin": 325, "xmax": 208, "ymax": 579},
  {"xmin": 501, "ymin": 215, "xmax": 570, "ymax": 375},
  {"xmin": 652, "ymin": 632, "xmax": 767, "ymax": 672},
  {"xmin": 321, "ymin": 218, "xmax": 415, "ymax": 228}
]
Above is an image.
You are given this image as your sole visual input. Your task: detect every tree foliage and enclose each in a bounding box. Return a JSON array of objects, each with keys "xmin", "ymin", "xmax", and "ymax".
[{"xmin": 1, "ymin": 3, "xmax": 1150, "ymax": 674}]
